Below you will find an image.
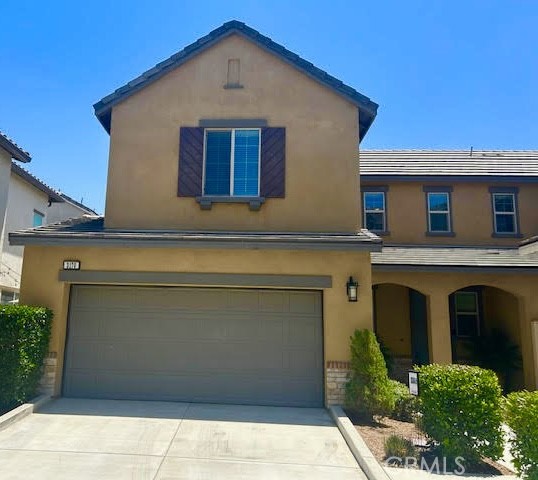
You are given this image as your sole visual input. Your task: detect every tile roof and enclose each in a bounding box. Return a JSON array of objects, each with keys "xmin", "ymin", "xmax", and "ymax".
[
  {"xmin": 93, "ymin": 20, "xmax": 378, "ymax": 141},
  {"xmin": 9, "ymin": 216, "xmax": 382, "ymax": 251},
  {"xmin": 372, "ymin": 245, "xmax": 538, "ymax": 271},
  {"xmin": 11, "ymin": 163, "xmax": 96, "ymax": 213},
  {"xmin": 360, "ymin": 150, "xmax": 538, "ymax": 180},
  {"xmin": 11, "ymin": 163, "xmax": 64, "ymax": 202},
  {"xmin": 0, "ymin": 131, "xmax": 31, "ymax": 163}
]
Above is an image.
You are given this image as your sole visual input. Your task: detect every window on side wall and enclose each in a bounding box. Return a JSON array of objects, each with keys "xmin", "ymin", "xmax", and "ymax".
[
  {"xmin": 363, "ymin": 191, "xmax": 386, "ymax": 232},
  {"xmin": 0, "ymin": 290, "xmax": 19, "ymax": 304},
  {"xmin": 203, "ymin": 128, "xmax": 260, "ymax": 196},
  {"xmin": 492, "ymin": 192, "xmax": 517, "ymax": 234},
  {"xmin": 425, "ymin": 190, "xmax": 452, "ymax": 234},
  {"xmin": 453, "ymin": 291, "xmax": 480, "ymax": 337},
  {"xmin": 33, "ymin": 210, "xmax": 44, "ymax": 227}
]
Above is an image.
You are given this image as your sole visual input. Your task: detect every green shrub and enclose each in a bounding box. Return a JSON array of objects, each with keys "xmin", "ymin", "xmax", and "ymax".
[
  {"xmin": 505, "ymin": 391, "xmax": 538, "ymax": 479},
  {"xmin": 345, "ymin": 329, "xmax": 395, "ymax": 419},
  {"xmin": 415, "ymin": 364, "xmax": 503, "ymax": 464},
  {"xmin": 389, "ymin": 380, "xmax": 418, "ymax": 422},
  {"xmin": 384, "ymin": 434, "xmax": 417, "ymax": 460},
  {"xmin": 0, "ymin": 305, "xmax": 53, "ymax": 412}
]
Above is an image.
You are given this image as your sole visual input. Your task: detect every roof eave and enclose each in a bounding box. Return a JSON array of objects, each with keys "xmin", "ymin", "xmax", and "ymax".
[{"xmin": 0, "ymin": 135, "xmax": 31, "ymax": 163}]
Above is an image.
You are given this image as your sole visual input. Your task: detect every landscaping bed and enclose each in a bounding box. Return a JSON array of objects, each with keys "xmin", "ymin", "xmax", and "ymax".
[{"xmin": 347, "ymin": 411, "xmax": 514, "ymax": 476}]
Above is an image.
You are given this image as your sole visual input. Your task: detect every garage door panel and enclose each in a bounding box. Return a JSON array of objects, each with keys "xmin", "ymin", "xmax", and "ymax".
[{"xmin": 64, "ymin": 286, "xmax": 323, "ymax": 407}]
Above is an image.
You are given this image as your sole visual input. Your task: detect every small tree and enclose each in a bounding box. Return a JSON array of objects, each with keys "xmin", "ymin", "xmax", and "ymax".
[{"xmin": 345, "ymin": 329, "xmax": 395, "ymax": 419}]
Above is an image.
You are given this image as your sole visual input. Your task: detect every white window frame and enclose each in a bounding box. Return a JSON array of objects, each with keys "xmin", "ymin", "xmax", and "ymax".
[
  {"xmin": 427, "ymin": 192, "xmax": 451, "ymax": 233},
  {"xmin": 454, "ymin": 291, "xmax": 480, "ymax": 338},
  {"xmin": 492, "ymin": 192, "xmax": 517, "ymax": 234},
  {"xmin": 363, "ymin": 191, "xmax": 386, "ymax": 232},
  {"xmin": 202, "ymin": 128, "xmax": 261, "ymax": 196}
]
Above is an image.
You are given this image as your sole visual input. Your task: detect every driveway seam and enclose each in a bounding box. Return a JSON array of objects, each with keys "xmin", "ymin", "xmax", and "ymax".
[
  {"xmin": 151, "ymin": 402, "xmax": 192, "ymax": 480},
  {"xmin": 0, "ymin": 447, "xmax": 163, "ymax": 458}
]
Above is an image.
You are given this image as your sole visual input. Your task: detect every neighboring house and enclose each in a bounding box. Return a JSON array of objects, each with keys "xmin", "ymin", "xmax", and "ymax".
[
  {"xmin": 9, "ymin": 21, "xmax": 538, "ymax": 406},
  {"xmin": 361, "ymin": 150, "xmax": 538, "ymax": 390},
  {"xmin": 0, "ymin": 141, "xmax": 96, "ymax": 303}
]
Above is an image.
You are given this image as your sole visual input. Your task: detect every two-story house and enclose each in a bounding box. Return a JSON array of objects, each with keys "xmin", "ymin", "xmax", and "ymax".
[
  {"xmin": 1, "ymin": 162, "xmax": 96, "ymax": 303},
  {"xmin": 11, "ymin": 21, "xmax": 382, "ymax": 407},
  {"xmin": 11, "ymin": 22, "xmax": 538, "ymax": 406},
  {"xmin": 361, "ymin": 150, "xmax": 538, "ymax": 390}
]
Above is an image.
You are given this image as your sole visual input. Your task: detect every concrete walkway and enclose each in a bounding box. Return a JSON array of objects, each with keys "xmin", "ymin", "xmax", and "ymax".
[{"xmin": 0, "ymin": 398, "xmax": 366, "ymax": 479}]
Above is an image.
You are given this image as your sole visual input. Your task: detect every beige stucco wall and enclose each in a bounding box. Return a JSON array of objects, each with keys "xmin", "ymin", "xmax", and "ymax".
[
  {"xmin": 362, "ymin": 181, "xmax": 538, "ymax": 246},
  {"xmin": 374, "ymin": 284, "xmax": 412, "ymax": 356},
  {"xmin": 372, "ymin": 270, "xmax": 538, "ymax": 389},
  {"xmin": 105, "ymin": 34, "xmax": 361, "ymax": 232},
  {"xmin": 0, "ymin": 150, "xmax": 11, "ymax": 241},
  {"xmin": 19, "ymin": 245, "xmax": 373, "ymax": 398}
]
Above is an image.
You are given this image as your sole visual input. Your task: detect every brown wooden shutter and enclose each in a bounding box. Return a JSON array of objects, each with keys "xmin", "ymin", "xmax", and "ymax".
[
  {"xmin": 178, "ymin": 127, "xmax": 204, "ymax": 197},
  {"xmin": 260, "ymin": 127, "xmax": 286, "ymax": 198}
]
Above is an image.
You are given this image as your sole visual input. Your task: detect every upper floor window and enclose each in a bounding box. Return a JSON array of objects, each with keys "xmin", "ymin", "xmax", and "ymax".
[
  {"xmin": 363, "ymin": 191, "xmax": 386, "ymax": 232},
  {"xmin": 33, "ymin": 210, "xmax": 44, "ymax": 227},
  {"xmin": 203, "ymin": 129, "xmax": 260, "ymax": 197},
  {"xmin": 492, "ymin": 192, "xmax": 517, "ymax": 234},
  {"xmin": 424, "ymin": 187, "xmax": 453, "ymax": 234}
]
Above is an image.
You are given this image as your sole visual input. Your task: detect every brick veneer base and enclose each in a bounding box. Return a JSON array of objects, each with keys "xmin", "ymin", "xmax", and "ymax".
[
  {"xmin": 326, "ymin": 361, "xmax": 351, "ymax": 405},
  {"xmin": 38, "ymin": 352, "xmax": 57, "ymax": 395}
]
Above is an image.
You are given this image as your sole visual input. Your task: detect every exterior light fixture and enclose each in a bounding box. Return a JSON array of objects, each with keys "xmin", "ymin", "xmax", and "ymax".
[{"xmin": 346, "ymin": 276, "xmax": 358, "ymax": 302}]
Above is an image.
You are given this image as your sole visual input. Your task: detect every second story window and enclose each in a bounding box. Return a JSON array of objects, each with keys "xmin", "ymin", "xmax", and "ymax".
[
  {"xmin": 203, "ymin": 129, "xmax": 260, "ymax": 196},
  {"xmin": 425, "ymin": 189, "xmax": 452, "ymax": 234},
  {"xmin": 492, "ymin": 192, "xmax": 517, "ymax": 234},
  {"xmin": 33, "ymin": 210, "xmax": 44, "ymax": 227},
  {"xmin": 363, "ymin": 191, "xmax": 386, "ymax": 232}
]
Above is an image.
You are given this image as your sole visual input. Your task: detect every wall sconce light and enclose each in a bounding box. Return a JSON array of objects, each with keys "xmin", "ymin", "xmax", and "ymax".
[{"xmin": 346, "ymin": 276, "xmax": 358, "ymax": 302}]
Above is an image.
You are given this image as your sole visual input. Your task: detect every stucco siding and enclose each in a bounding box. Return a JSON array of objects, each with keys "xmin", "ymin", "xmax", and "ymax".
[{"xmin": 105, "ymin": 34, "xmax": 360, "ymax": 232}]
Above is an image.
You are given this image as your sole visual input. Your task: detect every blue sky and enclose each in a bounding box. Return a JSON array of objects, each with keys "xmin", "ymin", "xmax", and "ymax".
[{"xmin": 1, "ymin": 1, "xmax": 537, "ymax": 214}]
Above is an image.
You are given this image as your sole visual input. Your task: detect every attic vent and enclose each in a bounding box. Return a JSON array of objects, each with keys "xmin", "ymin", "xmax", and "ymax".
[{"xmin": 224, "ymin": 58, "xmax": 242, "ymax": 89}]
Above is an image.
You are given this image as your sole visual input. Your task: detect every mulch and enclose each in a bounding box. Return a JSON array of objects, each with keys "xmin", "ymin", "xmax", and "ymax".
[{"xmin": 345, "ymin": 411, "xmax": 514, "ymax": 476}]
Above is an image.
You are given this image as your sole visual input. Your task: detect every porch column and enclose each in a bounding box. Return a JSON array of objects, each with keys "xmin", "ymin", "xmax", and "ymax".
[
  {"xmin": 518, "ymin": 294, "xmax": 538, "ymax": 390},
  {"xmin": 426, "ymin": 289, "xmax": 452, "ymax": 364}
]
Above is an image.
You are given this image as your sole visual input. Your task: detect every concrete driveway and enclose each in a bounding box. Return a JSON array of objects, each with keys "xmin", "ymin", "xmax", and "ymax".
[{"xmin": 0, "ymin": 398, "xmax": 366, "ymax": 479}]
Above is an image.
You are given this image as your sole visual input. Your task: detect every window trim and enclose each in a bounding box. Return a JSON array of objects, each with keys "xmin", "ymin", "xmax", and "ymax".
[
  {"xmin": 362, "ymin": 189, "xmax": 388, "ymax": 234},
  {"xmin": 202, "ymin": 127, "xmax": 262, "ymax": 197},
  {"xmin": 424, "ymin": 189, "xmax": 453, "ymax": 235},
  {"xmin": 453, "ymin": 291, "xmax": 481, "ymax": 338},
  {"xmin": 489, "ymin": 187, "xmax": 521, "ymax": 237}
]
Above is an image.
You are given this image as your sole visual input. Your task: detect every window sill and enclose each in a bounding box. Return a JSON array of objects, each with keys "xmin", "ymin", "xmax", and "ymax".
[
  {"xmin": 369, "ymin": 230, "xmax": 390, "ymax": 237},
  {"xmin": 491, "ymin": 232, "xmax": 523, "ymax": 238},
  {"xmin": 425, "ymin": 231, "xmax": 456, "ymax": 237},
  {"xmin": 196, "ymin": 196, "xmax": 265, "ymax": 211}
]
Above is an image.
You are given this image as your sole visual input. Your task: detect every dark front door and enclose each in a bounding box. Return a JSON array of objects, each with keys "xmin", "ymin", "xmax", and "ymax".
[{"xmin": 409, "ymin": 289, "xmax": 430, "ymax": 365}]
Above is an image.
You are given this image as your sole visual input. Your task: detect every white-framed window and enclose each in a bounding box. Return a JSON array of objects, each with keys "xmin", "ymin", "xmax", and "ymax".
[
  {"xmin": 33, "ymin": 210, "xmax": 44, "ymax": 227},
  {"xmin": 427, "ymin": 192, "xmax": 451, "ymax": 232},
  {"xmin": 0, "ymin": 290, "xmax": 19, "ymax": 304},
  {"xmin": 203, "ymin": 128, "xmax": 261, "ymax": 196},
  {"xmin": 453, "ymin": 291, "xmax": 480, "ymax": 337},
  {"xmin": 363, "ymin": 191, "xmax": 386, "ymax": 232},
  {"xmin": 492, "ymin": 193, "xmax": 517, "ymax": 234}
]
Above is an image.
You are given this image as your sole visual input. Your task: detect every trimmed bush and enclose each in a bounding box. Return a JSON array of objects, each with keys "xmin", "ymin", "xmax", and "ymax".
[
  {"xmin": 505, "ymin": 391, "xmax": 538, "ymax": 479},
  {"xmin": 390, "ymin": 380, "xmax": 418, "ymax": 422},
  {"xmin": 384, "ymin": 434, "xmax": 417, "ymax": 461},
  {"xmin": 345, "ymin": 329, "xmax": 395, "ymax": 418},
  {"xmin": 0, "ymin": 305, "xmax": 53, "ymax": 412},
  {"xmin": 415, "ymin": 364, "xmax": 503, "ymax": 463}
]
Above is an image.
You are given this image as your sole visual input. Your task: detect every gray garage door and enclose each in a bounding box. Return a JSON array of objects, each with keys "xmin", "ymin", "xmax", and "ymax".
[{"xmin": 64, "ymin": 285, "xmax": 323, "ymax": 407}]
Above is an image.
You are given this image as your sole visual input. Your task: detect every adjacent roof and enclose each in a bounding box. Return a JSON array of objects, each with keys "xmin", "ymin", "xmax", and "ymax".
[
  {"xmin": 0, "ymin": 131, "xmax": 31, "ymax": 163},
  {"xmin": 11, "ymin": 163, "xmax": 64, "ymax": 202},
  {"xmin": 93, "ymin": 20, "xmax": 378, "ymax": 141},
  {"xmin": 9, "ymin": 216, "xmax": 382, "ymax": 251},
  {"xmin": 372, "ymin": 245, "xmax": 538, "ymax": 273},
  {"xmin": 360, "ymin": 150, "xmax": 538, "ymax": 181},
  {"xmin": 57, "ymin": 191, "xmax": 98, "ymax": 215}
]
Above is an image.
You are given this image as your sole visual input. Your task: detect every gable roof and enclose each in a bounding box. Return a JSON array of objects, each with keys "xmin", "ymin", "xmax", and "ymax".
[
  {"xmin": 11, "ymin": 163, "xmax": 64, "ymax": 202},
  {"xmin": 93, "ymin": 20, "xmax": 378, "ymax": 141},
  {"xmin": 0, "ymin": 131, "xmax": 31, "ymax": 163},
  {"xmin": 360, "ymin": 150, "xmax": 538, "ymax": 181}
]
